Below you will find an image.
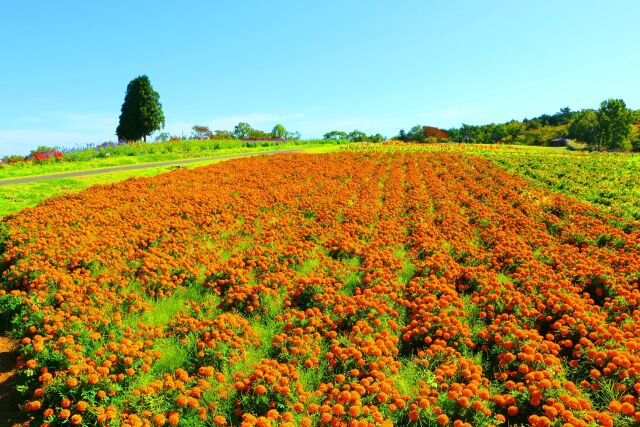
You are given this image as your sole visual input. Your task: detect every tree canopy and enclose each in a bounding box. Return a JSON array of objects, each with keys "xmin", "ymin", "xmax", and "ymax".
[
  {"xmin": 191, "ymin": 125, "xmax": 213, "ymax": 140},
  {"xmin": 596, "ymin": 99, "xmax": 633, "ymax": 150},
  {"xmin": 439, "ymin": 100, "xmax": 638, "ymax": 150},
  {"xmin": 567, "ymin": 100, "xmax": 634, "ymax": 150},
  {"xmin": 347, "ymin": 130, "xmax": 368, "ymax": 142},
  {"xmin": 116, "ymin": 75, "xmax": 165, "ymax": 142},
  {"xmin": 323, "ymin": 131, "xmax": 348, "ymax": 140},
  {"xmin": 271, "ymin": 124, "xmax": 287, "ymax": 140},
  {"xmin": 567, "ymin": 110, "xmax": 598, "ymax": 147},
  {"xmin": 233, "ymin": 122, "xmax": 253, "ymax": 139},
  {"xmin": 397, "ymin": 125, "xmax": 449, "ymax": 142}
]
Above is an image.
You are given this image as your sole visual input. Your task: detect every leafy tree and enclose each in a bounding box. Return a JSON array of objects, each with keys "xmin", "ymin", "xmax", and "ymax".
[
  {"xmin": 557, "ymin": 107, "xmax": 574, "ymax": 125},
  {"xmin": 459, "ymin": 124, "xmax": 477, "ymax": 143},
  {"xmin": 287, "ymin": 131, "xmax": 301, "ymax": 140},
  {"xmin": 30, "ymin": 146, "xmax": 57, "ymax": 156},
  {"xmin": 505, "ymin": 120, "xmax": 525, "ymax": 141},
  {"xmin": 233, "ymin": 122, "xmax": 253, "ymax": 139},
  {"xmin": 596, "ymin": 99, "xmax": 633, "ymax": 150},
  {"xmin": 116, "ymin": 75, "xmax": 165, "ymax": 142},
  {"xmin": 489, "ymin": 123, "xmax": 507, "ymax": 143},
  {"xmin": 423, "ymin": 126, "xmax": 449, "ymax": 141},
  {"xmin": 248, "ymin": 129, "xmax": 271, "ymax": 139},
  {"xmin": 214, "ymin": 130, "xmax": 233, "ymax": 139},
  {"xmin": 347, "ymin": 130, "xmax": 368, "ymax": 142},
  {"xmin": 154, "ymin": 132, "xmax": 172, "ymax": 142},
  {"xmin": 525, "ymin": 119, "xmax": 542, "ymax": 130},
  {"xmin": 406, "ymin": 125, "xmax": 425, "ymax": 142},
  {"xmin": 568, "ymin": 109, "xmax": 598, "ymax": 147},
  {"xmin": 271, "ymin": 124, "xmax": 287, "ymax": 140},
  {"xmin": 369, "ymin": 133, "xmax": 385, "ymax": 143},
  {"xmin": 395, "ymin": 125, "xmax": 448, "ymax": 142},
  {"xmin": 526, "ymin": 107, "xmax": 575, "ymax": 127},
  {"xmin": 191, "ymin": 125, "xmax": 213, "ymax": 140},
  {"xmin": 323, "ymin": 131, "xmax": 348, "ymax": 140},
  {"xmin": 474, "ymin": 125, "xmax": 491, "ymax": 144},
  {"xmin": 631, "ymin": 126, "xmax": 640, "ymax": 152},
  {"xmin": 446, "ymin": 128, "xmax": 461, "ymax": 142}
]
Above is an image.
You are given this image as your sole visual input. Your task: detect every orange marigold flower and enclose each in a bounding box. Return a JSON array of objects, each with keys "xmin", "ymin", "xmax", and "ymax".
[
  {"xmin": 213, "ymin": 415, "xmax": 227, "ymax": 426},
  {"xmin": 266, "ymin": 409, "xmax": 279, "ymax": 420},
  {"xmin": 168, "ymin": 412, "xmax": 180, "ymax": 426},
  {"xmin": 25, "ymin": 400, "xmax": 41, "ymax": 411},
  {"xmin": 437, "ymin": 414, "xmax": 449, "ymax": 425},
  {"xmin": 348, "ymin": 405, "xmax": 361, "ymax": 417},
  {"xmin": 153, "ymin": 414, "xmax": 167, "ymax": 426},
  {"xmin": 320, "ymin": 412, "xmax": 333, "ymax": 422},
  {"xmin": 609, "ymin": 400, "xmax": 622, "ymax": 413},
  {"xmin": 620, "ymin": 402, "xmax": 634, "ymax": 416}
]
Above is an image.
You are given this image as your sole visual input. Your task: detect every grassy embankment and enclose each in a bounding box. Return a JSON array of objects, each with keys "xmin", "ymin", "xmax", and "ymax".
[{"xmin": 0, "ymin": 140, "xmax": 347, "ymax": 218}]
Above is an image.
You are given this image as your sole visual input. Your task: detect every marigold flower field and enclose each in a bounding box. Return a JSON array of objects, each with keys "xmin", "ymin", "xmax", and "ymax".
[
  {"xmin": 1, "ymin": 149, "xmax": 639, "ymax": 426},
  {"xmin": 352, "ymin": 143, "xmax": 640, "ymax": 222}
]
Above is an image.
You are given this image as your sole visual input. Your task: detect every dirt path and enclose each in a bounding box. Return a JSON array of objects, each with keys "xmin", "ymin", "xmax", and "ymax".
[
  {"xmin": 0, "ymin": 148, "xmax": 303, "ymax": 186},
  {"xmin": 0, "ymin": 336, "xmax": 27, "ymax": 427}
]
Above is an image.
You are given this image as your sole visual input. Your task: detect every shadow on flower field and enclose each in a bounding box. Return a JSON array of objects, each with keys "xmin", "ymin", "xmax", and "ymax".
[{"xmin": 0, "ymin": 336, "xmax": 28, "ymax": 427}]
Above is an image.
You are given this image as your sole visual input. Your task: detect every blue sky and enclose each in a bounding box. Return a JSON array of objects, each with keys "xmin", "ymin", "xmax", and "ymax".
[{"xmin": 1, "ymin": 1, "xmax": 639, "ymax": 156}]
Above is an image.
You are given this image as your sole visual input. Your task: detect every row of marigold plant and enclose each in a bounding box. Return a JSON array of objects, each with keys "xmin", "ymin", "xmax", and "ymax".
[{"xmin": 0, "ymin": 149, "xmax": 639, "ymax": 426}]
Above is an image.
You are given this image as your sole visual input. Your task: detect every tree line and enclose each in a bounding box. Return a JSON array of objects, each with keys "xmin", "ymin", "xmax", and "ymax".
[
  {"xmin": 323, "ymin": 130, "xmax": 385, "ymax": 142},
  {"xmin": 115, "ymin": 75, "xmax": 387, "ymax": 144},
  {"xmin": 158, "ymin": 123, "xmax": 302, "ymax": 143},
  {"xmin": 395, "ymin": 126, "xmax": 450, "ymax": 143},
  {"xmin": 442, "ymin": 99, "xmax": 640, "ymax": 150},
  {"xmin": 566, "ymin": 99, "xmax": 639, "ymax": 150},
  {"xmin": 115, "ymin": 76, "xmax": 639, "ymax": 151}
]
